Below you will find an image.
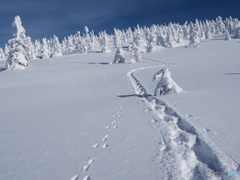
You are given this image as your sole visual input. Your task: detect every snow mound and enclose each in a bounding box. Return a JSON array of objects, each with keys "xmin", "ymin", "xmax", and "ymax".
[{"xmin": 152, "ymin": 68, "xmax": 183, "ymax": 96}]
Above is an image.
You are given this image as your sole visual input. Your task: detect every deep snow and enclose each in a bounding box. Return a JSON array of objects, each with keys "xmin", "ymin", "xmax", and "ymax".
[{"xmin": 0, "ymin": 34, "xmax": 240, "ymax": 180}]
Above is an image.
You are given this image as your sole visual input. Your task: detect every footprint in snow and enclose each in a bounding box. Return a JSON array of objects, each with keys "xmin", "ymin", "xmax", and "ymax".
[
  {"xmin": 112, "ymin": 121, "xmax": 116, "ymax": 125},
  {"xmin": 93, "ymin": 144, "xmax": 99, "ymax": 148},
  {"xmin": 106, "ymin": 126, "xmax": 110, "ymax": 129},
  {"xmin": 83, "ymin": 175, "xmax": 90, "ymax": 180},
  {"xmin": 70, "ymin": 175, "xmax": 79, "ymax": 180},
  {"xmin": 82, "ymin": 165, "xmax": 89, "ymax": 172},
  {"xmin": 114, "ymin": 126, "xmax": 118, "ymax": 129},
  {"xmin": 88, "ymin": 159, "xmax": 94, "ymax": 165},
  {"xmin": 102, "ymin": 144, "xmax": 108, "ymax": 148},
  {"xmin": 113, "ymin": 115, "xmax": 116, "ymax": 118},
  {"xmin": 102, "ymin": 135, "xmax": 109, "ymax": 142}
]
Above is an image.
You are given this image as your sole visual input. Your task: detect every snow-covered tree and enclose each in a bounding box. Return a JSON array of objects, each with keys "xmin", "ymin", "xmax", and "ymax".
[
  {"xmin": 6, "ymin": 16, "xmax": 30, "ymax": 70},
  {"xmin": 101, "ymin": 32, "xmax": 111, "ymax": 53},
  {"xmin": 113, "ymin": 47, "xmax": 125, "ymax": 63},
  {"xmin": 51, "ymin": 35, "xmax": 62, "ymax": 57},
  {"xmin": 66, "ymin": 35, "xmax": 75, "ymax": 52},
  {"xmin": 225, "ymin": 30, "xmax": 231, "ymax": 41},
  {"xmin": 152, "ymin": 68, "xmax": 182, "ymax": 96},
  {"xmin": 35, "ymin": 40, "xmax": 41, "ymax": 58},
  {"xmin": 0, "ymin": 48, "xmax": 5, "ymax": 61},
  {"xmin": 114, "ymin": 28, "xmax": 121, "ymax": 48},
  {"xmin": 130, "ymin": 43, "xmax": 142, "ymax": 63},
  {"xmin": 147, "ymin": 42, "xmax": 156, "ymax": 52},
  {"xmin": 205, "ymin": 20, "xmax": 212, "ymax": 39},
  {"xmin": 4, "ymin": 44, "xmax": 9, "ymax": 56},
  {"xmin": 133, "ymin": 31, "xmax": 147, "ymax": 52},
  {"xmin": 156, "ymin": 34, "xmax": 165, "ymax": 47},
  {"xmin": 189, "ymin": 30, "xmax": 200, "ymax": 48},
  {"xmin": 26, "ymin": 36, "xmax": 36, "ymax": 60},
  {"xmin": 41, "ymin": 38, "xmax": 50, "ymax": 59},
  {"xmin": 216, "ymin": 16, "xmax": 225, "ymax": 33},
  {"xmin": 165, "ymin": 31, "xmax": 175, "ymax": 48},
  {"xmin": 61, "ymin": 37, "xmax": 67, "ymax": 52}
]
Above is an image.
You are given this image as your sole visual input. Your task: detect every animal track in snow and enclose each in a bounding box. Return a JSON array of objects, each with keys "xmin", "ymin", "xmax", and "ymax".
[
  {"xmin": 114, "ymin": 126, "xmax": 118, "ymax": 129},
  {"xmin": 83, "ymin": 175, "xmax": 90, "ymax": 180},
  {"xmin": 88, "ymin": 158, "xmax": 94, "ymax": 165},
  {"xmin": 106, "ymin": 126, "xmax": 110, "ymax": 129},
  {"xmin": 112, "ymin": 121, "xmax": 116, "ymax": 125},
  {"xmin": 113, "ymin": 115, "xmax": 116, "ymax": 118},
  {"xmin": 93, "ymin": 144, "xmax": 99, "ymax": 148},
  {"xmin": 70, "ymin": 175, "xmax": 79, "ymax": 180},
  {"xmin": 102, "ymin": 135, "xmax": 109, "ymax": 142},
  {"xmin": 102, "ymin": 144, "xmax": 108, "ymax": 148},
  {"xmin": 82, "ymin": 165, "xmax": 89, "ymax": 172}
]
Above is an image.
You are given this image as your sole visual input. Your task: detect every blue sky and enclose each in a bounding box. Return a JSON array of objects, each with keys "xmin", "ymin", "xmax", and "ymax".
[{"xmin": 0, "ymin": 0, "xmax": 239, "ymax": 47}]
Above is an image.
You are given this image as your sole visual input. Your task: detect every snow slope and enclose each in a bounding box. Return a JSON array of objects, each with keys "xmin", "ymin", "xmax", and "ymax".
[{"xmin": 0, "ymin": 34, "xmax": 239, "ymax": 180}]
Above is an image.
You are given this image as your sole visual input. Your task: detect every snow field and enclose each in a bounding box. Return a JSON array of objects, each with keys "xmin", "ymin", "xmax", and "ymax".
[{"xmin": 1, "ymin": 34, "xmax": 240, "ymax": 180}]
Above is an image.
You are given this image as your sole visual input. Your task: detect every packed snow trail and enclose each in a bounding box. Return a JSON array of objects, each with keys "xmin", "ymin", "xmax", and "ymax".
[{"xmin": 127, "ymin": 66, "xmax": 239, "ymax": 180}]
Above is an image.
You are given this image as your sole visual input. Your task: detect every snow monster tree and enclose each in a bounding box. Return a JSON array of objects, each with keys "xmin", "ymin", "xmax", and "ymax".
[
  {"xmin": 152, "ymin": 68, "xmax": 182, "ymax": 96},
  {"xmin": 6, "ymin": 16, "xmax": 30, "ymax": 70}
]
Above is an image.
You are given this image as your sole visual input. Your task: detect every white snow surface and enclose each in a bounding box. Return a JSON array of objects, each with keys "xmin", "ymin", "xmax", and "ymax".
[{"xmin": 0, "ymin": 34, "xmax": 240, "ymax": 180}]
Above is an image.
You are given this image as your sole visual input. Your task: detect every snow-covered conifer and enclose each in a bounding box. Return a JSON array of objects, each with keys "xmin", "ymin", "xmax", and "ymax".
[
  {"xmin": 114, "ymin": 28, "xmax": 121, "ymax": 48},
  {"xmin": 189, "ymin": 22, "xmax": 195, "ymax": 35},
  {"xmin": 101, "ymin": 32, "xmax": 111, "ymax": 53},
  {"xmin": 165, "ymin": 31, "xmax": 175, "ymax": 48},
  {"xmin": 225, "ymin": 30, "xmax": 231, "ymax": 41},
  {"xmin": 147, "ymin": 42, "xmax": 156, "ymax": 52},
  {"xmin": 205, "ymin": 20, "xmax": 212, "ymax": 39},
  {"xmin": 35, "ymin": 40, "xmax": 41, "ymax": 58},
  {"xmin": 215, "ymin": 26, "xmax": 221, "ymax": 34},
  {"xmin": 156, "ymin": 34, "xmax": 165, "ymax": 47},
  {"xmin": 52, "ymin": 35, "xmax": 62, "ymax": 57},
  {"xmin": 0, "ymin": 48, "xmax": 5, "ymax": 61},
  {"xmin": 26, "ymin": 36, "xmax": 36, "ymax": 60},
  {"xmin": 113, "ymin": 47, "xmax": 125, "ymax": 64},
  {"xmin": 81, "ymin": 39, "xmax": 88, "ymax": 53},
  {"xmin": 67, "ymin": 35, "xmax": 75, "ymax": 52},
  {"xmin": 130, "ymin": 43, "xmax": 142, "ymax": 63},
  {"xmin": 6, "ymin": 16, "xmax": 30, "ymax": 70},
  {"xmin": 133, "ymin": 31, "xmax": 147, "ymax": 52},
  {"xmin": 182, "ymin": 21, "xmax": 189, "ymax": 39},
  {"xmin": 4, "ymin": 44, "xmax": 9, "ymax": 56},
  {"xmin": 189, "ymin": 30, "xmax": 200, "ymax": 48},
  {"xmin": 41, "ymin": 38, "xmax": 50, "ymax": 59},
  {"xmin": 61, "ymin": 37, "xmax": 67, "ymax": 52},
  {"xmin": 152, "ymin": 68, "xmax": 182, "ymax": 96},
  {"xmin": 216, "ymin": 16, "xmax": 225, "ymax": 33}
]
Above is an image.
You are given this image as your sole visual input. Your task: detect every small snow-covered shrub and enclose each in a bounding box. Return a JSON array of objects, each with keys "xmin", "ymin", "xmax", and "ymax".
[
  {"xmin": 152, "ymin": 68, "xmax": 182, "ymax": 96},
  {"xmin": 113, "ymin": 47, "xmax": 125, "ymax": 64}
]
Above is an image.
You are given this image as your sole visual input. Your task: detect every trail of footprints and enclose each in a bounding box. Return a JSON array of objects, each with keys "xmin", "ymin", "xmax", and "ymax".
[{"xmin": 71, "ymin": 88, "xmax": 125, "ymax": 180}]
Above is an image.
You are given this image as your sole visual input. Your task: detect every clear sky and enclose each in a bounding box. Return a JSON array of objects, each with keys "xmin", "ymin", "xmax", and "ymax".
[{"xmin": 0, "ymin": 0, "xmax": 239, "ymax": 48}]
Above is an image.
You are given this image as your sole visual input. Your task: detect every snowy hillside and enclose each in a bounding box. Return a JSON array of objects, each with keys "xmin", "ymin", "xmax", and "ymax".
[
  {"xmin": 1, "ymin": 15, "xmax": 240, "ymax": 180},
  {"xmin": 0, "ymin": 33, "xmax": 239, "ymax": 180}
]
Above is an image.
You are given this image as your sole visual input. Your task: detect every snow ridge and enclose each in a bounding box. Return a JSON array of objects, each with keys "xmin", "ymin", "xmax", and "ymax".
[{"xmin": 127, "ymin": 67, "xmax": 239, "ymax": 180}]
